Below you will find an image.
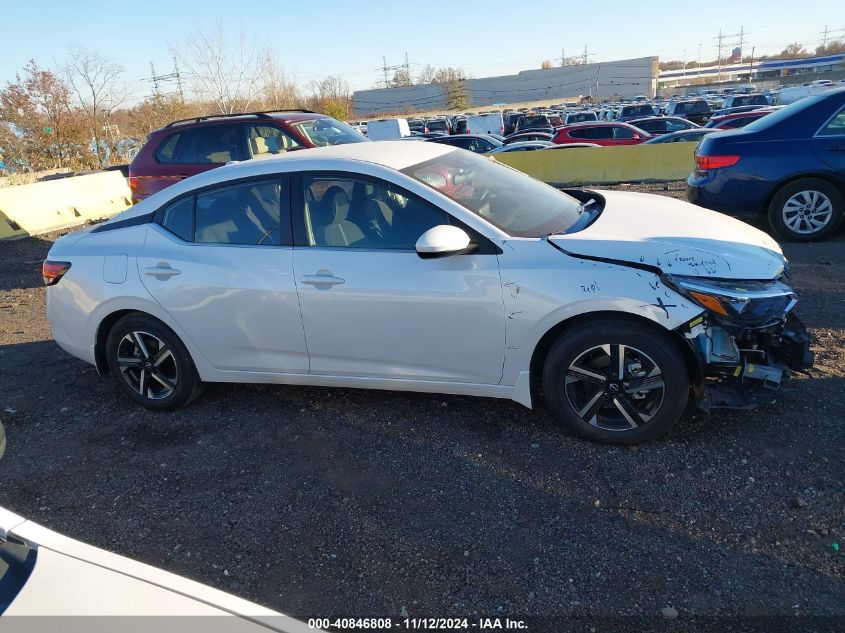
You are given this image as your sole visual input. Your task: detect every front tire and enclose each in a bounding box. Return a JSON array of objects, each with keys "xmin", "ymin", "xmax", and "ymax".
[
  {"xmin": 767, "ymin": 178, "xmax": 844, "ymax": 242},
  {"xmin": 543, "ymin": 318, "xmax": 689, "ymax": 444},
  {"xmin": 106, "ymin": 314, "xmax": 201, "ymax": 411}
]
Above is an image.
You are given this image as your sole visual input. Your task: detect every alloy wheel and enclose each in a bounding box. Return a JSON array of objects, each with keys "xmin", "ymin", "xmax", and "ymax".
[
  {"xmin": 782, "ymin": 190, "xmax": 833, "ymax": 235},
  {"xmin": 115, "ymin": 331, "xmax": 179, "ymax": 400},
  {"xmin": 565, "ymin": 344, "xmax": 665, "ymax": 431}
]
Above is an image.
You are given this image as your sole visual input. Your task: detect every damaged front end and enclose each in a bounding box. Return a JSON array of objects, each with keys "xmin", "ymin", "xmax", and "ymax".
[{"xmin": 665, "ymin": 274, "xmax": 814, "ymax": 411}]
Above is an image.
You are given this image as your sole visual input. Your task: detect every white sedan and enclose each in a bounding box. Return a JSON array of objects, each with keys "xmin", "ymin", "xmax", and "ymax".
[{"xmin": 44, "ymin": 142, "xmax": 812, "ymax": 443}]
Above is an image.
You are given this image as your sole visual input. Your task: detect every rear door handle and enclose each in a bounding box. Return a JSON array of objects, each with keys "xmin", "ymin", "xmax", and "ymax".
[
  {"xmin": 301, "ymin": 272, "xmax": 345, "ymax": 286},
  {"xmin": 144, "ymin": 264, "xmax": 181, "ymax": 279}
]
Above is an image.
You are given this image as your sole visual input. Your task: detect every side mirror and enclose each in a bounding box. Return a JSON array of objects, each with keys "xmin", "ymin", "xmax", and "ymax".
[{"xmin": 416, "ymin": 225, "xmax": 472, "ymax": 258}]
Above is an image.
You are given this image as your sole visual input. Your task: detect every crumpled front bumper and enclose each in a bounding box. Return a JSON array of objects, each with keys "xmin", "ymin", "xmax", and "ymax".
[{"xmin": 682, "ymin": 312, "xmax": 814, "ymax": 411}]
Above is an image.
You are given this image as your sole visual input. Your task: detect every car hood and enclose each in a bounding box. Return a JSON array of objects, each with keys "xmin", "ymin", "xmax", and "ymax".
[{"xmin": 550, "ymin": 190, "xmax": 786, "ymax": 280}]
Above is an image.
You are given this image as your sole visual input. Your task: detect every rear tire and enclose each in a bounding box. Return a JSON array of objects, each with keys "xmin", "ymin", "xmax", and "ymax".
[
  {"xmin": 106, "ymin": 314, "xmax": 202, "ymax": 411},
  {"xmin": 767, "ymin": 178, "xmax": 844, "ymax": 242},
  {"xmin": 543, "ymin": 318, "xmax": 689, "ymax": 444}
]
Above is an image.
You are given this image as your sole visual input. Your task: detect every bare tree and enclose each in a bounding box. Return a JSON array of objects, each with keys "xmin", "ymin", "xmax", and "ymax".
[
  {"xmin": 258, "ymin": 49, "xmax": 301, "ymax": 110},
  {"xmin": 65, "ymin": 47, "xmax": 128, "ymax": 167},
  {"xmin": 388, "ymin": 68, "xmax": 412, "ymax": 88},
  {"xmin": 307, "ymin": 75, "xmax": 350, "ymax": 102},
  {"xmin": 172, "ymin": 24, "xmax": 265, "ymax": 115},
  {"xmin": 417, "ymin": 64, "xmax": 437, "ymax": 84},
  {"xmin": 541, "ymin": 60, "xmax": 554, "ymax": 69},
  {"xmin": 778, "ymin": 43, "xmax": 808, "ymax": 59},
  {"xmin": 432, "ymin": 67, "xmax": 468, "ymax": 84}
]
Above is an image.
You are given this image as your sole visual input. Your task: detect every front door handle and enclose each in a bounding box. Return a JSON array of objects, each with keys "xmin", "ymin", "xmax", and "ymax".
[
  {"xmin": 144, "ymin": 264, "xmax": 181, "ymax": 280},
  {"xmin": 301, "ymin": 271, "xmax": 345, "ymax": 286}
]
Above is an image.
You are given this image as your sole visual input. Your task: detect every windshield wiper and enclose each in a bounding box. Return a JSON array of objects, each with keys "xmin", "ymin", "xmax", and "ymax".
[{"xmin": 546, "ymin": 199, "xmax": 599, "ymax": 237}]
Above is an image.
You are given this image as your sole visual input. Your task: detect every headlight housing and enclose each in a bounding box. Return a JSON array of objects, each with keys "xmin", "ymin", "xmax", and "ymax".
[{"xmin": 664, "ymin": 275, "xmax": 796, "ymax": 327}]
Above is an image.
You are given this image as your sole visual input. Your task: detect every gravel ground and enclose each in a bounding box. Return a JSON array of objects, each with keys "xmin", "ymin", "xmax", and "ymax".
[{"xmin": 0, "ymin": 183, "xmax": 843, "ymax": 632}]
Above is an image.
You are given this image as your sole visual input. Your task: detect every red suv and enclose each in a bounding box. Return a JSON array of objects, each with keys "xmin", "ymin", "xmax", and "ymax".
[
  {"xmin": 552, "ymin": 122, "xmax": 652, "ymax": 146},
  {"xmin": 128, "ymin": 110, "xmax": 368, "ymax": 203}
]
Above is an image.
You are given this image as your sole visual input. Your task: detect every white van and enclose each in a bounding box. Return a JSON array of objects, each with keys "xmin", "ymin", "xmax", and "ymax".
[
  {"xmin": 775, "ymin": 84, "xmax": 834, "ymax": 106},
  {"xmin": 366, "ymin": 118, "xmax": 411, "ymax": 141},
  {"xmin": 466, "ymin": 112, "xmax": 504, "ymax": 135}
]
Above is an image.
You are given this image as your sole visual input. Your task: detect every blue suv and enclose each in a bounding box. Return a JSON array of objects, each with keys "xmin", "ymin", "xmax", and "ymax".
[{"xmin": 687, "ymin": 88, "xmax": 845, "ymax": 242}]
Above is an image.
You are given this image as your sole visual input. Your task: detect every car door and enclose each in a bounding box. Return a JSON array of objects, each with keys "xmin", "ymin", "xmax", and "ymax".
[
  {"xmin": 812, "ymin": 104, "xmax": 845, "ymax": 172},
  {"xmin": 138, "ymin": 176, "xmax": 309, "ymax": 373},
  {"xmin": 608, "ymin": 126, "xmax": 642, "ymax": 145},
  {"xmin": 291, "ymin": 173, "xmax": 506, "ymax": 384},
  {"xmin": 172, "ymin": 124, "xmax": 246, "ymax": 180}
]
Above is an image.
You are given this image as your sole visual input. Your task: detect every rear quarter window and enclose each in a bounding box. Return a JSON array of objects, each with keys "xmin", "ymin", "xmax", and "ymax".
[{"xmin": 154, "ymin": 133, "xmax": 181, "ymax": 163}]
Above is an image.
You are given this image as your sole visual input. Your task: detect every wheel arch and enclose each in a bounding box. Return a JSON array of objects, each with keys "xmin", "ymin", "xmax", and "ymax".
[
  {"xmin": 526, "ymin": 310, "xmax": 703, "ymax": 408},
  {"xmin": 94, "ymin": 308, "xmax": 202, "ymax": 377},
  {"xmin": 762, "ymin": 172, "xmax": 845, "ymax": 217}
]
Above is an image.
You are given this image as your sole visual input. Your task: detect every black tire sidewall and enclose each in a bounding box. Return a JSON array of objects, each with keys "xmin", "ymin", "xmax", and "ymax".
[
  {"xmin": 106, "ymin": 314, "xmax": 198, "ymax": 411},
  {"xmin": 768, "ymin": 178, "xmax": 844, "ymax": 242},
  {"xmin": 543, "ymin": 319, "xmax": 689, "ymax": 444}
]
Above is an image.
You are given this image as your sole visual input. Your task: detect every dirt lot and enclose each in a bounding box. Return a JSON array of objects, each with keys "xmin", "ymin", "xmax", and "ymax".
[{"xmin": 0, "ymin": 183, "xmax": 843, "ymax": 631}]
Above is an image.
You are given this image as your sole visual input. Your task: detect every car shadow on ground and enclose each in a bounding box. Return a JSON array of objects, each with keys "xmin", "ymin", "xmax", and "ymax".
[
  {"xmin": 0, "ymin": 338, "xmax": 843, "ymax": 621},
  {"xmin": 0, "ymin": 236, "xmax": 54, "ymax": 291}
]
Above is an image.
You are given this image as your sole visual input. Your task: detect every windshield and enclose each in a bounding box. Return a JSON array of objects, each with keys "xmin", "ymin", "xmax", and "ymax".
[
  {"xmin": 675, "ymin": 101, "xmax": 710, "ymax": 114},
  {"xmin": 401, "ymin": 149, "xmax": 583, "ymax": 237},
  {"xmin": 623, "ymin": 105, "xmax": 656, "ymax": 117},
  {"xmin": 734, "ymin": 95, "xmax": 768, "ymax": 106},
  {"xmin": 0, "ymin": 539, "xmax": 36, "ymax": 614},
  {"xmin": 289, "ymin": 118, "xmax": 368, "ymax": 146},
  {"xmin": 427, "ymin": 119, "xmax": 449, "ymax": 132},
  {"xmin": 519, "ymin": 116, "xmax": 549, "ymax": 128}
]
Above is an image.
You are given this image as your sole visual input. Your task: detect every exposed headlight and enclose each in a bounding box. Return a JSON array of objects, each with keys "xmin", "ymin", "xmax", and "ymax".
[{"xmin": 665, "ymin": 275, "xmax": 796, "ymax": 326}]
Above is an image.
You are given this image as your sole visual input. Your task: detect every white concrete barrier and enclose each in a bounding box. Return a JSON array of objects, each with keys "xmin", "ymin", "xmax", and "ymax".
[{"xmin": 0, "ymin": 171, "xmax": 132, "ymax": 239}]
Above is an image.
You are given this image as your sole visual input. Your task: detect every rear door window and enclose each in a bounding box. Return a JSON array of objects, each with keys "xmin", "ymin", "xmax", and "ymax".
[
  {"xmin": 177, "ymin": 125, "xmax": 244, "ymax": 164},
  {"xmin": 817, "ymin": 106, "xmax": 845, "ymax": 136},
  {"xmin": 195, "ymin": 180, "xmax": 287, "ymax": 245}
]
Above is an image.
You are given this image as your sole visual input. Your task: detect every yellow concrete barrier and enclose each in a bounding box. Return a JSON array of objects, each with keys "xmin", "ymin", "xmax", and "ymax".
[
  {"xmin": 493, "ymin": 142, "xmax": 696, "ymax": 186},
  {"xmin": 0, "ymin": 209, "xmax": 27, "ymax": 240},
  {"xmin": 0, "ymin": 171, "xmax": 131, "ymax": 239}
]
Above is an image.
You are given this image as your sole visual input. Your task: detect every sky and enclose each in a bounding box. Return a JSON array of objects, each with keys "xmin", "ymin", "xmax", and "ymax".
[{"xmin": 2, "ymin": 0, "xmax": 842, "ymax": 101}]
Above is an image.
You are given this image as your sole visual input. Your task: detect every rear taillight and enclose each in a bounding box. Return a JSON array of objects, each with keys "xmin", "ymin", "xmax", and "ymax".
[
  {"xmin": 695, "ymin": 154, "xmax": 740, "ymax": 170},
  {"xmin": 128, "ymin": 176, "xmax": 138, "ymax": 191},
  {"xmin": 42, "ymin": 261, "xmax": 71, "ymax": 286}
]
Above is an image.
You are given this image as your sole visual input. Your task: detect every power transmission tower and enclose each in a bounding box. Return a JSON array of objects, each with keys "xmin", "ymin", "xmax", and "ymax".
[
  {"xmin": 377, "ymin": 54, "xmax": 411, "ymax": 88},
  {"xmin": 143, "ymin": 58, "xmax": 184, "ymax": 100}
]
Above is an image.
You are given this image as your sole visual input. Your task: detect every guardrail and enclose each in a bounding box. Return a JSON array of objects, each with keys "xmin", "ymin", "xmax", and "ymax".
[
  {"xmin": 493, "ymin": 143, "xmax": 696, "ymax": 187},
  {"xmin": 0, "ymin": 171, "xmax": 131, "ymax": 240}
]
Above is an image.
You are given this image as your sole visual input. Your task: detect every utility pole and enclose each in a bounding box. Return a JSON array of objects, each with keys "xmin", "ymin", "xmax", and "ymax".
[
  {"xmin": 560, "ymin": 48, "xmax": 565, "ymax": 66},
  {"xmin": 821, "ymin": 25, "xmax": 829, "ymax": 48},
  {"xmin": 698, "ymin": 43, "xmax": 702, "ymax": 67},
  {"xmin": 595, "ymin": 64, "xmax": 602, "ymax": 100},
  {"xmin": 382, "ymin": 56, "xmax": 389, "ymax": 88},
  {"xmin": 749, "ymin": 46, "xmax": 756, "ymax": 83},
  {"xmin": 715, "ymin": 29, "xmax": 724, "ymax": 84},
  {"xmin": 737, "ymin": 25, "xmax": 746, "ymax": 63},
  {"xmin": 682, "ymin": 49, "xmax": 687, "ymax": 85},
  {"xmin": 583, "ymin": 45, "xmax": 588, "ymax": 65}
]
